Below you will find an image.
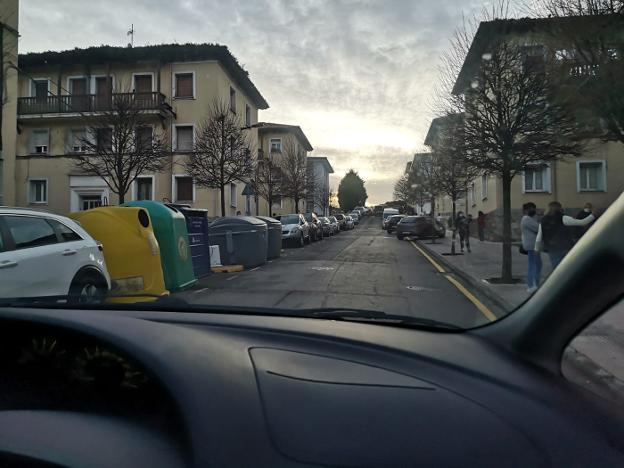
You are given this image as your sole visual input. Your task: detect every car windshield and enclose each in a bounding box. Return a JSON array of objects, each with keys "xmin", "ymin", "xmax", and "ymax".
[
  {"xmin": 2, "ymin": 0, "xmax": 620, "ymax": 339},
  {"xmin": 280, "ymin": 215, "xmax": 300, "ymax": 225}
]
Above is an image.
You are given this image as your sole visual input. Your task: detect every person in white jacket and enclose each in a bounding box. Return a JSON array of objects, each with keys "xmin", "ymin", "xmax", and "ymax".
[{"xmin": 535, "ymin": 201, "xmax": 595, "ymax": 269}]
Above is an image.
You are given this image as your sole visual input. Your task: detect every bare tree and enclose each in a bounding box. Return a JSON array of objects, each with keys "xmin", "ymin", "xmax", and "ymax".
[
  {"xmin": 393, "ymin": 173, "xmax": 420, "ymax": 207},
  {"xmin": 531, "ymin": 0, "xmax": 623, "ymax": 16},
  {"xmin": 410, "ymin": 153, "xmax": 443, "ymax": 243},
  {"xmin": 280, "ymin": 136, "xmax": 308, "ymax": 213},
  {"xmin": 253, "ymin": 155, "xmax": 282, "ymax": 215},
  {"xmin": 75, "ymin": 95, "xmax": 169, "ymax": 204},
  {"xmin": 185, "ymin": 101, "xmax": 254, "ymax": 216},
  {"xmin": 427, "ymin": 114, "xmax": 481, "ymax": 254},
  {"xmin": 463, "ymin": 41, "xmax": 583, "ymax": 281}
]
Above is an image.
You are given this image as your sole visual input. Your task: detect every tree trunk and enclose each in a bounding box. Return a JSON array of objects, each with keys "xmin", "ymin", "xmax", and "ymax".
[
  {"xmin": 294, "ymin": 196, "xmax": 300, "ymax": 214},
  {"xmin": 430, "ymin": 195, "xmax": 436, "ymax": 244},
  {"xmin": 501, "ymin": 171, "xmax": 513, "ymax": 282},
  {"xmin": 220, "ymin": 185, "xmax": 226, "ymax": 217},
  {"xmin": 118, "ymin": 192, "xmax": 125, "ymax": 204}
]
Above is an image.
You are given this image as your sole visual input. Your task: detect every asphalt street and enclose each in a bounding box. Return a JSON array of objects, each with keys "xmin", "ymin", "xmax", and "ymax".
[{"xmin": 180, "ymin": 216, "xmax": 496, "ymax": 328}]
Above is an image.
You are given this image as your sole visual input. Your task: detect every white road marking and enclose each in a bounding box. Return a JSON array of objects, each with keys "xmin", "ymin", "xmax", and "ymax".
[
  {"xmin": 226, "ymin": 275, "xmax": 239, "ymax": 281},
  {"xmin": 250, "ymin": 266, "xmax": 261, "ymax": 271},
  {"xmin": 194, "ymin": 287, "xmax": 208, "ymax": 294}
]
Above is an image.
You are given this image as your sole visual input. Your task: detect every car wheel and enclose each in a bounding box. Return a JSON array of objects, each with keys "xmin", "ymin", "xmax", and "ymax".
[
  {"xmin": 69, "ymin": 271, "xmax": 107, "ymax": 305},
  {"xmin": 299, "ymin": 233, "xmax": 305, "ymax": 247}
]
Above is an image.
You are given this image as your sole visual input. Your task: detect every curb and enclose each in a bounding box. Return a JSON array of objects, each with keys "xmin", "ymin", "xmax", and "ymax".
[{"xmin": 415, "ymin": 239, "xmax": 510, "ymax": 317}]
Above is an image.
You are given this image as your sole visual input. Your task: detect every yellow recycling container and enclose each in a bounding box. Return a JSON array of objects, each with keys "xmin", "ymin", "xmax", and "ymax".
[{"xmin": 70, "ymin": 206, "xmax": 168, "ymax": 303}]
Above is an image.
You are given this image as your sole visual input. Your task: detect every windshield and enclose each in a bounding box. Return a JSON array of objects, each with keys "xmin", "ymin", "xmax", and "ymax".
[
  {"xmin": 280, "ymin": 215, "xmax": 300, "ymax": 225},
  {"xmin": 2, "ymin": 0, "xmax": 619, "ymax": 337}
]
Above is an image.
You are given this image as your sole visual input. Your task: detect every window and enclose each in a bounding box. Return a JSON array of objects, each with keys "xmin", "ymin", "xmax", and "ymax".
[
  {"xmin": 175, "ymin": 177, "xmax": 194, "ymax": 201},
  {"xmin": 30, "ymin": 129, "xmax": 49, "ymax": 154},
  {"xmin": 230, "ymin": 183, "xmax": 237, "ymax": 208},
  {"xmin": 133, "ymin": 74, "xmax": 153, "ymax": 93},
  {"xmin": 80, "ymin": 195, "xmax": 102, "ymax": 211},
  {"xmin": 270, "ymin": 138, "xmax": 282, "ymax": 153},
  {"xmin": 469, "ymin": 182, "xmax": 476, "ymax": 206},
  {"xmin": 4, "ymin": 216, "xmax": 58, "ymax": 249},
  {"xmin": 31, "ymin": 79, "xmax": 49, "ymax": 101},
  {"xmin": 245, "ymin": 104, "xmax": 251, "ymax": 127},
  {"xmin": 174, "ymin": 73, "xmax": 194, "ymax": 99},
  {"xmin": 481, "ymin": 174, "xmax": 488, "ymax": 200},
  {"xmin": 245, "ymin": 195, "xmax": 252, "ymax": 215},
  {"xmin": 29, "ymin": 179, "xmax": 47, "ymax": 204},
  {"xmin": 96, "ymin": 128, "xmax": 113, "ymax": 152},
  {"xmin": 136, "ymin": 126, "xmax": 153, "ymax": 151},
  {"xmin": 523, "ymin": 164, "xmax": 551, "ymax": 193},
  {"xmin": 68, "ymin": 128, "xmax": 88, "ymax": 153},
  {"xmin": 229, "ymin": 86, "xmax": 237, "ymax": 113},
  {"xmin": 47, "ymin": 219, "xmax": 82, "ymax": 242},
  {"xmin": 175, "ymin": 126, "xmax": 193, "ymax": 151},
  {"xmin": 578, "ymin": 161, "xmax": 606, "ymax": 192},
  {"xmin": 136, "ymin": 177, "xmax": 153, "ymax": 201}
]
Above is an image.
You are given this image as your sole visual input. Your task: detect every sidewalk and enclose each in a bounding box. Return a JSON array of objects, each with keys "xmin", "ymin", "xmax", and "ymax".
[{"xmin": 418, "ymin": 231, "xmax": 624, "ymax": 405}]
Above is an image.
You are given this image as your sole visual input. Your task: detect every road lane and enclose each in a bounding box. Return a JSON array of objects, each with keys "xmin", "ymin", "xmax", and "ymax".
[{"xmin": 180, "ymin": 216, "xmax": 492, "ymax": 327}]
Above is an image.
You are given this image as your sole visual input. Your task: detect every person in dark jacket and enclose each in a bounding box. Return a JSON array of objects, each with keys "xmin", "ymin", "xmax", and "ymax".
[
  {"xmin": 456, "ymin": 212, "xmax": 471, "ymax": 253},
  {"xmin": 572, "ymin": 202, "xmax": 594, "ymax": 242},
  {"xmin": 477, "ymin": 211, "xmax": 486, "ymax": 241},
  {"xmin": 536, "ymin": 201, "xmax": 595, "ymax": 269}
]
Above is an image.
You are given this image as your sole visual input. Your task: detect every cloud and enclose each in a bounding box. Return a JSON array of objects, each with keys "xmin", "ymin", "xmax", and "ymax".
[{"xmin": 19, "ymin": 0, "xmax": 484, "ymax": 205}]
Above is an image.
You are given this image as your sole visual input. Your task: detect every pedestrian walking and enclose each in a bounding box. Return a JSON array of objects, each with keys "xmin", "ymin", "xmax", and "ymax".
[
  {"xmin": 477, "ymin": 211, "xmax": 486, "ymax": 241},
  {"xmin": 521, "ymin": 202, "xmax": 542, "ymax": 293},
  {"xmin": 456, "ymin": 211, "xmax": 471, "ymax": 253},
  {"xmin": 535, "ymin": 201, "xmax": 595, "ymax": 269}
]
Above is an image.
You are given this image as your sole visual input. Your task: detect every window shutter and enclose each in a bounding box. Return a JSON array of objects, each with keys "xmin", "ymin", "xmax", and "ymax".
[
  {"xmin": 134, "ymin": 75, "xmax": 152, "ymax": 93},
  {"xmin": 176, "ymin": 126, "xmax": 193, "ymax": 151},
  {"xmin": 176, "ymin": 177, "xmax": 193, "ymax": 201},
  {"xmin": 176, "ymin": 74, "xmax": 193, "ymax": 98},
  {"xmin": 31, "ymin": 130, "xmax": 49, "ymax": 154}
]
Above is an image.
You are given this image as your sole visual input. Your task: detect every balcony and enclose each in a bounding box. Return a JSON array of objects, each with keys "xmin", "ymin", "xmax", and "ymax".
[{"xmin": 18, "ymin": 92, "xmax": 175, "ymax": 119}]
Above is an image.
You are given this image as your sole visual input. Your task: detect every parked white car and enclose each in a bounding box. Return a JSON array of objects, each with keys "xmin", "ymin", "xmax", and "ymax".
[
  {"xmin": 0, "ymin": 208, "xmax": 111, "ymax": 303},
  {"xmin": 345, "ymin": 215, "xmax": 355, "ymax": 230},
  {"xmin": 279, "ymin": 213, "xmax": 310, "ymax": 247},
  {"xmin": 349, "ymin": 212, "xmax": 360, "ymax": 224}
]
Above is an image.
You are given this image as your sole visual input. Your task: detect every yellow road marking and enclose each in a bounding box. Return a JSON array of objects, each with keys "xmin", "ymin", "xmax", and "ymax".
[
  {"xmin": 443, "ymin": 274, "xmax": 497, "ymax": 322},
  {"xmin": 409, "ymin": 241, "xmax": 445, "ymax": 273},
  {"xmin": 409, "ymin": 240, "xmax": 496, "ymax": 322}
]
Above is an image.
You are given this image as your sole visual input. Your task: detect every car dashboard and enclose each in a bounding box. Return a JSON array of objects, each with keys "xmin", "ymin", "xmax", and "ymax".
[{"xmin": 0, "ymin": 306, "xmax": 622, "ymax": 467}]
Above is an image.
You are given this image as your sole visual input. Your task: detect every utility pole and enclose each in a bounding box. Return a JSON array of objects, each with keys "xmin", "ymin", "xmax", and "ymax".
[{"xmin": 127, "ymin": 24, "xmax": 135, "ymax": 48}]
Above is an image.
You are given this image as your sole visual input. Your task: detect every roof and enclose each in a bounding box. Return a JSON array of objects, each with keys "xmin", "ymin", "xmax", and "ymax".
[
  {"xmin": 307, "ymin": 156, "xmax": 334, "ymax": 174},
  {"xmin": 424, "ymin": 113, "xmax": 464, "ymax": 146},
  {"xmin": 256, "ymin": 122, "xmax": 313, "ymax": 151},
  {"xmin": 18, "ymin": 43, "xmax": 269, "ymax": 109},
  {"xmin": 453, "ymin": 14, "xmax": 624, "ymax": 94}
]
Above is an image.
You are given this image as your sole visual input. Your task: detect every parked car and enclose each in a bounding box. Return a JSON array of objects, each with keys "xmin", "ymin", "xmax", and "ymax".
[
  {"xmin": 319, "ymin": 217, "xmax": 333, "ymax": 237},
  {"xmin": 345, "ymin": 215, "xmax": 355, "ymax": 230},
  {"xmin": 335, "ymin": 214, "xmax": 347, "ymax": 231},
  {"xmin": 0, "ymin": 207, "xmax": 111, "ymax": 303},
  {"xmin": 386, "ymin": 214, "xmax": 406, "ymax": 233},
  {"xmin": 280, "ymin": 214, "xmax": 310, "ymax": 247},
  {"xmin": 303, "ymin": 212, "xmax": 323, "ymax": 242},
  {"xmin": 350, "ymin": 212, "xmax": 360, "ymax": 225},
  {"xmin": 395, "ymin": 216, "xmax": 446, "ymax": 240},
  {"xmin": 382, "ymin": 208, "xmax": 400, "ymax": 229},
  {"xmin": 328, "ymin": 216, "xmax": 340, "ymax": 234}
]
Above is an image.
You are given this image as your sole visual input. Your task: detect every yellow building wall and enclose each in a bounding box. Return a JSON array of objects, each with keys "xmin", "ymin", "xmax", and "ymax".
[{"xmin": 1, "ymin": 0, "xmax": 18, "ymax": 205}]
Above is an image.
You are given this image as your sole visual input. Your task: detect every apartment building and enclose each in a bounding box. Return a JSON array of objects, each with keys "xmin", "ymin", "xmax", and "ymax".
[
  {"xmin": 256, "ymin": 122, "xmax": 313, "ymax": 215},
  {"xmin": 447, "ymin": 16, "xmax": 624, "ymax": 240},
  {"xmin": 12, "ymin": 43, "xmax": 269, "ymax": 216},
  {"xmin": 307, "ymin": 156, "xmax": 334, "ymax": 217},
  {"xmin": 0, "ymin": 0, "xmax": 19, "ymax": 206}
]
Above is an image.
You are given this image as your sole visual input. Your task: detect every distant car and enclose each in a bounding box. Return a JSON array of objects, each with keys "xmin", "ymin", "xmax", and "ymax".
[
  {"xmin": 0, "ymin": 207, "xmax": 111, "ymax": 303},
  {"xmin": 335, "ymin": 214, "xmax": 347, "ymax": 231},
  {"xmin": 280, "ymin": 213, "xmax": 310, "ymax": 247},
  {"xmin": 382, "ymin": 208, "xmax": 400, "ymax": 229},
  {"xmin": 303, "ymin": 212, "xmax": 323, "ymax": 242},
  {"xmin": 386, "ymin": 214, "xmax": 406, "ymax": 233},
  {"xmin": 354, "ymin": 207, "xmax": 365, "ymax": 217},
  {"xmin": 319, "ymin": 217, "xmax": 333, "ymax": 237},
  {"xmin": 328, "ymin": 216, "xmax": 340, "ymax": 234},
  {"xmin": 349, "ymin": 212, "xmax": 360, "ymax": 225},
  {"xmin": 345, "ymin": 215, "xmax": 355, "ymax": 230},
  {"xmin": 396, "ymin": 216, "xmax": 446, "ymax": 240}
]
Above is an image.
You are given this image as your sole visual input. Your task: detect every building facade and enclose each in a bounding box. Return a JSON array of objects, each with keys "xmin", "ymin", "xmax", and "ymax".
[
  {"xmin": 256, "ymin": 122, "xmax": 313, "ymax": 215},
  {"xmin": 12, "ymin": 43, "xmax": 269, "ymax": 216},
  {"xmin": 306, "ymin": 156, "xmax": 334, "ymax": 217}
]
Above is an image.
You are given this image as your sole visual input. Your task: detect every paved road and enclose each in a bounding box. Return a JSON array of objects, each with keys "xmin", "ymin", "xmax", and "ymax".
[{"xmin": 181, "ymin": 216, "xmax": 493, "ymax": 328}]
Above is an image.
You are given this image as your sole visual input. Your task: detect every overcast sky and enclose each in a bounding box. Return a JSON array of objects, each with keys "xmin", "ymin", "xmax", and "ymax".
[{"xmin": 19, "ymin": 0, "xmax": 491, "ymax": 205}]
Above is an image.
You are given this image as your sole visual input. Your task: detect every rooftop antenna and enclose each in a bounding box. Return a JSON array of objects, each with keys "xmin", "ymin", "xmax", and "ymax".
[{"xmin": 127, "ymin": 24, "xmax": 134, "ymax": 48}]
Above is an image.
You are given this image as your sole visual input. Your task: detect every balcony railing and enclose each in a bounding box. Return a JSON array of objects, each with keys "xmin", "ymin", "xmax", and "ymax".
[{"xmin": 18, "ymin": 92, "xmax": 170, "ymax": 116}]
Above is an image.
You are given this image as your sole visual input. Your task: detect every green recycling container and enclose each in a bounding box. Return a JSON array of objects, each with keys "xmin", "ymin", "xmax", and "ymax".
[{"xmin": 122, "ymin": 200, "xmax": 196, "ymax": 292}]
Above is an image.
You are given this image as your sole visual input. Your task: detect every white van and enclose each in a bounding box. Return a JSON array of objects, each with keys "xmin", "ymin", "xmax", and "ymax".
[{"xmin": 382, "ymin": 208, "xmax": 399, "ymax": 229}]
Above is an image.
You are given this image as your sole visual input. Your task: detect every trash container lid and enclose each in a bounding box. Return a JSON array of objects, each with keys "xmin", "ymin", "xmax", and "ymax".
[
  {"xmin": 210, "ymin": 216, "xmax": 267, "ymax": 228},
  {"xmin": 123, "ymin": 200, "xmax": 185, "ymax": 220},
  {"xmin": 255, "ymin": 216, "xmax": 281, "ymax": 226},
  {"xmin": 167, "ymin": 204, "xmax": 209, "ymax": 218}
]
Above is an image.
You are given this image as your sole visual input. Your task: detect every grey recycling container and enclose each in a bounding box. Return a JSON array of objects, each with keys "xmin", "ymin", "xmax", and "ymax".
[
  {"xmin": 209, "ymin": 216, "xmax": 268, "ymax": 269},
  {"xmin": 256, "ymin": 216, "xmax": 282, "ymax": 260},
  {"xmin": 169, "ymin": 205, "xmax": 211, "ymax": 279}
]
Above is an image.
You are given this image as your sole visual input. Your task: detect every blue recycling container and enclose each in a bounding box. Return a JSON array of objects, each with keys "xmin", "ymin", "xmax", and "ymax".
[{"xmin": 168, "ymin": 204, "xmax": 211, "ymax": 279}]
